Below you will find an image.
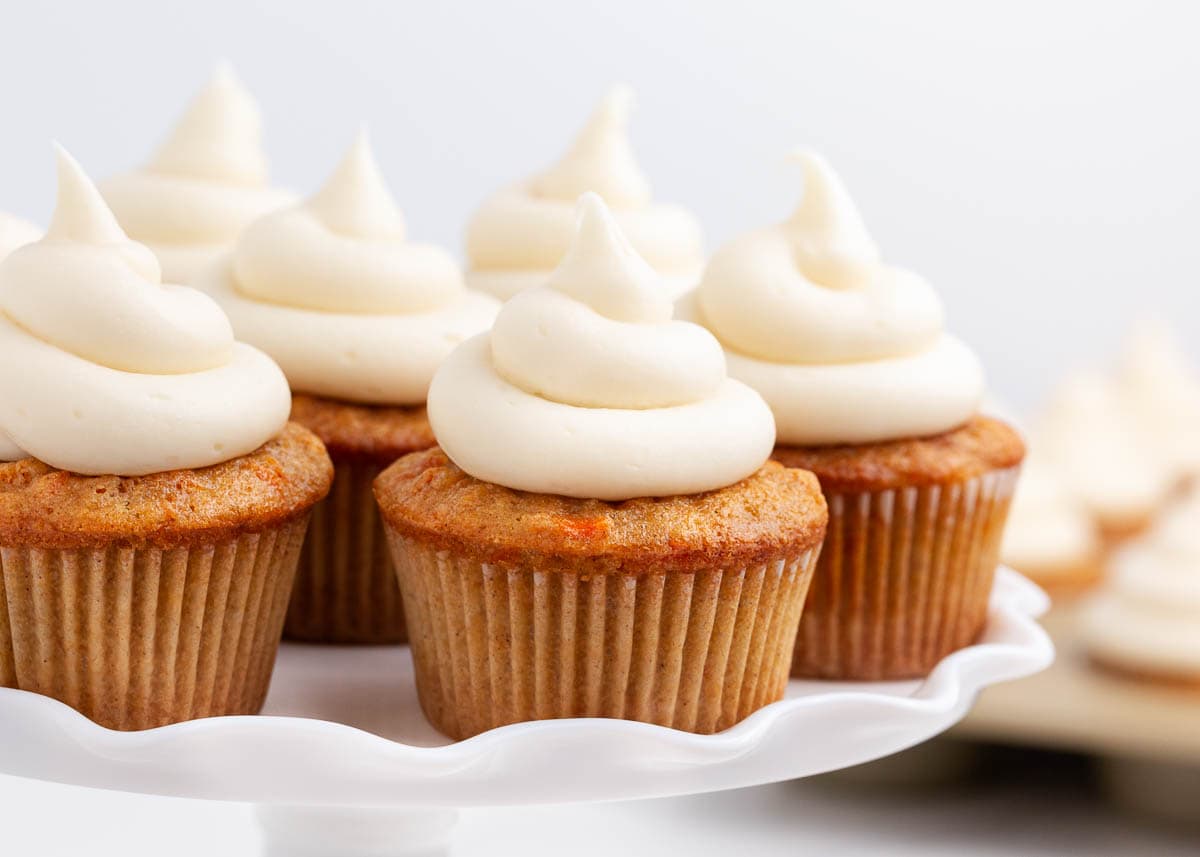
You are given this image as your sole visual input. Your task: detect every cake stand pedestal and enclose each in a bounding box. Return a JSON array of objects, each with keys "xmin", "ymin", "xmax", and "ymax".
[{"xmin": 0, "ymin": 568, "xmax": 1053, "ymax": 856}]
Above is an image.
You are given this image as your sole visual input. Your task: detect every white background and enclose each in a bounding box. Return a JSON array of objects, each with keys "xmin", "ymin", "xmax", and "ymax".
[
  {"xmin": 1, "ymin": 0, "xmax": 1199, "ymax": 852},
  {"xmin": 1, "ymin": 0, "xmax": 1198, "ymax": 409}
]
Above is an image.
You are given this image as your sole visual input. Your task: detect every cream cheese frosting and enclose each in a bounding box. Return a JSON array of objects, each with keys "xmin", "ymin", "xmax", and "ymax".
[
  {"xmin": 100, "ymin": 62, "xmax": 294, "ymax": 283},
  {"xmin": 1000, "ymin": 452, "xmax": 1100, "ymax": 575},
  {"xmin": 1084, "ymin": 487, "xmax": 1200, "ymax": 676},
  {"xmin": 0, "ymin": 146, "xmax": 290, "ymax": 476},
  {"xmin": 465, "ymin": 86, "xmax": 704, "ymax": 301},
  {"xmin": 202, "ymin": 130, "xmax": 498, "ymax": 405},
  {"xmin": 1034, "ymin": 370, "xmax": 1174, "ymax": 529},
  {"xmin": 0, "ymin": 212, "xmax": 40, "ymax": 261},
  {"xmin": 689, "ymin": 151, "xmax": 984, "ymax": 446},
  {"xmin": 430, "ymin": 193, "xmax": 775, "ymax": 500},
  {"xmin": 1115, "ymin": 318, "xmax": 1200, "ymax": 481}
]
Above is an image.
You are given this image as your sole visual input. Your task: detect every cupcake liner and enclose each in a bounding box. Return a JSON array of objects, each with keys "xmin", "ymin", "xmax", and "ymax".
[
  {"xmin": 387, "ymin": 532, "xmax": 820, "ymax": 740},
  {"xmin": 0, "ymin": 517, "xmax": 308, "ymax": 731},
  {"xmin": 285, "ymin": 460, "xmax": 406, "ymax": 644},
  {"xmin": 792, "ymin": 467, "xmax": 1019, "ymax": 681}
]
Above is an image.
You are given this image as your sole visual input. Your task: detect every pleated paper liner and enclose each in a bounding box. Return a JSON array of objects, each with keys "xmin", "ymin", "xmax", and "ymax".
[
  {"xmin": 284, "ymin": 460, "xmax": 406, "ymax": 644},
  {"xmin": 0, "ymin": 516, "xmax": 308, "ymax": 731},
  {"xmin": 388, "ymin": 532, "xmax": 820, "ymax": 740},
  {"xmin": 792, "ymin": 467, "xmax": 1019, "ymax": 681}
]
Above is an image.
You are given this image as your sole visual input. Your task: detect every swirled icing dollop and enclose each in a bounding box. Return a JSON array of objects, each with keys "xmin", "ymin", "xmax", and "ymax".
[
  {"xmin": 1034, "ymin": 370, "xmax": 1174, "ymax": 532},
  {"xmin": 430, "ymin": 193, "xmax": 774, "ymax": 500},
  {"xmin": 1000, "ymin": 452, "xmax": 1100, "ymax": 577},
  {"xmin": 465, "ymin": 87, "xmax": 704, "ymax": 301},
  {"xmin": 203, "ymin": 130, "xmax": 498, "ymax": 405},
  {"xmin": 1084, "ymin": 487, "xmax": 1200, "ymax": 676},
  {"xmin": 1115, "ymin": 319, "xmax": 1200, "ymax": 481},
  {"xmin": 0, "ymin": 146, "xmax": 290, "ymax": 476},
  {"xmin": 100, "ymin": 62, "xmax": 294, "ymax": 283},
  {"xmin": 689, "ymin": 152, "xmax": 984, "ymax": 446},
  {"xmin": 0, "ymin": 212, "xmax": 39, "ymax": 261}
]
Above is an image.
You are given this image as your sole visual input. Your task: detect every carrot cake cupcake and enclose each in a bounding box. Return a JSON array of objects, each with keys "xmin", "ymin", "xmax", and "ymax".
[
  {"xmin": 203, "ymin": 130, "xmax": 499, "ymax": 643},
  {"xmin": 464, "ymin": 86, "xmax": 703, "ymax": 301},
  {"xmin": 1000, "ymin": 452, "xmax": 1104, "ymax": 598},
  {"xmin": 0, "ymin": 147, "xmax": 332, "ymax": 730},
  {"xmin": 377, "ymin": 194, "xmax": 827, "ymax": 739},
  {"xmin": 100, "ymin": 62, "xmax": 294, "ymax": 283},
  {"xmin": 1083, "ymin": 487, "xmax": 1200, "ymax": 686},
  {"xmin": 0, "ymin": 212, "xmax": 39, "ymax": 260},
  {"xmin": 687, "ymin": 152, "xmax": 1024, "ymax": 680}
]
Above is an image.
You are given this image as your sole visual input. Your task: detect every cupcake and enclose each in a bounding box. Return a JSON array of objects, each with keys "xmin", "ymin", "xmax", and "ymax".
[
  {"xmin": 203, "ymin": 130, "xmax": 499, "ymax": 643},
  {"xmin": 1114, "ymin": 318, "xmax": 1200, "ymax": 487},
  {"xmin": 376, "ymin": 194, "xmax": 827, "ymax": 739},
  {"xmin": 465, "ymin": 86, "xmax": 703, "ymax": 301},
  {"xmin": 0, "ymin": 147, "xmax": 332, "ymax": 730},
  {"xmin": 1000, "ymin": 452, "xmax": 1104, "ymax": 598},
  {"xmin": 688, "ymin": 152, "xmax": 1024, "ymax": 680},
  {"xmin": 1035, "ymin": 370, "xmax": 1174, "ymax": 543},
  {"xmin": 1083, "ymin": 487, "xmax": 1200, "ymax": 686},
  {"xmin": 0, "ymin": 212, "xmax": 39, "ymax": 260},
  {"xmin": 100, "ymin": 62, "xmax": 294, "ymax": 283}
]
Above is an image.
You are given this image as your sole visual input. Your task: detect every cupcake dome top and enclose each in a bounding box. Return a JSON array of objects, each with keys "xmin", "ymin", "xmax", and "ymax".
[
  {"xmin": 465, "ymin": 87, "xmax": 704, "ymax": 301},
  {"xmin": 0, "ymin": 146, "xmax": 290, "ymax": 476},
  {"xmin": 0, "ymin": 212, "xmax": 40, "ymax": 261},
  {"xmin": 692, "ymin": 152, "xmax": 984, "ymax": 446},
  {"xmin": 100, "ymin": 62, "xmax": 295, "ymax": 283},
  {"xmin": 203, "ymin": 130, "xmax": 498, "ymax": 406},
  {"xmin": 429, "ymin": 192, "xmax": 775, "ymax": 501}
]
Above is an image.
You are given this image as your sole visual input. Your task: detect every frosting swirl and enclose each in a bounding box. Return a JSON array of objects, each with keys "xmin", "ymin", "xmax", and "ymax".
[
  {"xmin": 0, "ymin": 146, "xmax": 290, "ymax": 476},
  {"xmin": 1084, "ymin": 488, "xmax": 1200, "ymax": 675},
  {"xmin": 1000, "ymin": 452, "xmax": 1099, "ymax": 575},
  {"xmin": 203, "ymin": 130, "xmax": 498, "ymax": 405},
  {"xmin": 691, "ymin": 152, "xmax": 984, "ymax": 446},
  {"xmin": 100, "ymin": 62, "xmax": 294, "ymax": 283},
  {"xmin": 430, "ymin": 193, "xmax": 775, "ymax": 500},
  {"xmin": 0, "ymin": 212, "xmax": 39, "ymax": 261},
  {"xmin": 465, "ymin": 87, "xmax": 704, "ymax": 301}
]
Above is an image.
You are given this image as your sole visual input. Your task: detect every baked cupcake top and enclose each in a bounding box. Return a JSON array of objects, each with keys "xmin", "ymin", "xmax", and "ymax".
[
  {"xmin": 0, "ymin": 146, "xmax": 291, "ymax": 476},
  {"xmin": 100, "ymin": 63, "xmax": 295, "ymax": 283},
  {"xmin": 1115, "ymin": 319, "xmax": 1200, "ymax": 482},
  {"xmin": 430, "ymin": 193, "xmax": 775, "ymax": 501},
  {"xmin": 1084, "ymin": 488, "xmax": 1200, "ymax": 677},
  {"xmin": 465, "ymin": 87, "xmax": 704, "ymax": 301},
  {"xmin": 1000, "ymin": 452, "xmax": 1100, "ymax": 574},
  {"xmin": 1034, "ymin": 370, "xmax": 1173, "ymax": 528},
  {"xmin": 202, "ymin": 130, "xmax": 499, "ymax": 406},
  {"xmin": 0, "ymin": 212, "xmax": 40, "ymax": 260},
  {"xmin": 689, "ymin": 152, "xmax": 984, "ymax": 447}
]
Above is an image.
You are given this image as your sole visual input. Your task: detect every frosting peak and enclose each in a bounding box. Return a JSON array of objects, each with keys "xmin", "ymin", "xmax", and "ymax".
[
  {"xmin": 147, "ymin": 61, "xmax": 267, "ymax": 186},
  {"xmin": 0, "ymin": 146, "xmax": 290, "ymax": 476},
  {"xmin": 204, "ymin": 129, "xmax": 498, "ymax": 405},
  {"xmin": 432, "ymin": 194, "xmax": 774, "ymax": 500},
  {"xmin": 544, "ymin": 192, "xmax": 670, "ymax": 324},
  {"xmin": 307, "ymin": 128, "xmax": 406, "ymax": 240},
  {"xmin": 530, "ymin": 86, "xmax": 651, "ymax": 209},
  {"xmin": 692, "ymin": 152, "xmax": 982, "ymax": 446}
]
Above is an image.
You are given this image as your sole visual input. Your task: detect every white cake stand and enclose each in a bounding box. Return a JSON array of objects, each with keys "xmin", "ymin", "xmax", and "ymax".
[{"xmin": 0, "ymin": 568, "xmax": 1053, "ymax": 856}]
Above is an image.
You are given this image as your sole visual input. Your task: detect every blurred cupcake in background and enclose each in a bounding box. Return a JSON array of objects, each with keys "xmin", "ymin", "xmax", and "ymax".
[
  {"xmin": 0, "ymin": 212, "xmax": 39, "ymax": 260},
  {"xmin": 101, "ymin": 62, "xmax": 294, "ymax": 283},
  {"xmin": 688, "ymin": 151, "xmax": 1024, "ymax": 681},
  {"xmin": 1114, "ymin": 318, "xmax": 1200, "ymax": 489},
  {"xmin": 0, "ymin": 147, "xmax": 332, "ymax": 730},
  {"xmin": 1083, "ymin": 486, "xmax": 1200, "ymax": 686},
  {"xmin": 1034, "ymin": 370, "xmax": 1174, "ymax": 545},
  {"xmin": 464, "ymin": 86, "xmax": 704, "ymax": 301},
  {"xmin": 203, "ymin": 129, "xmax": 499, "ymax": 643},
  {"xmin": 1000, "ymin": 452, "xmax": 1103, "ymax": 598}
]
